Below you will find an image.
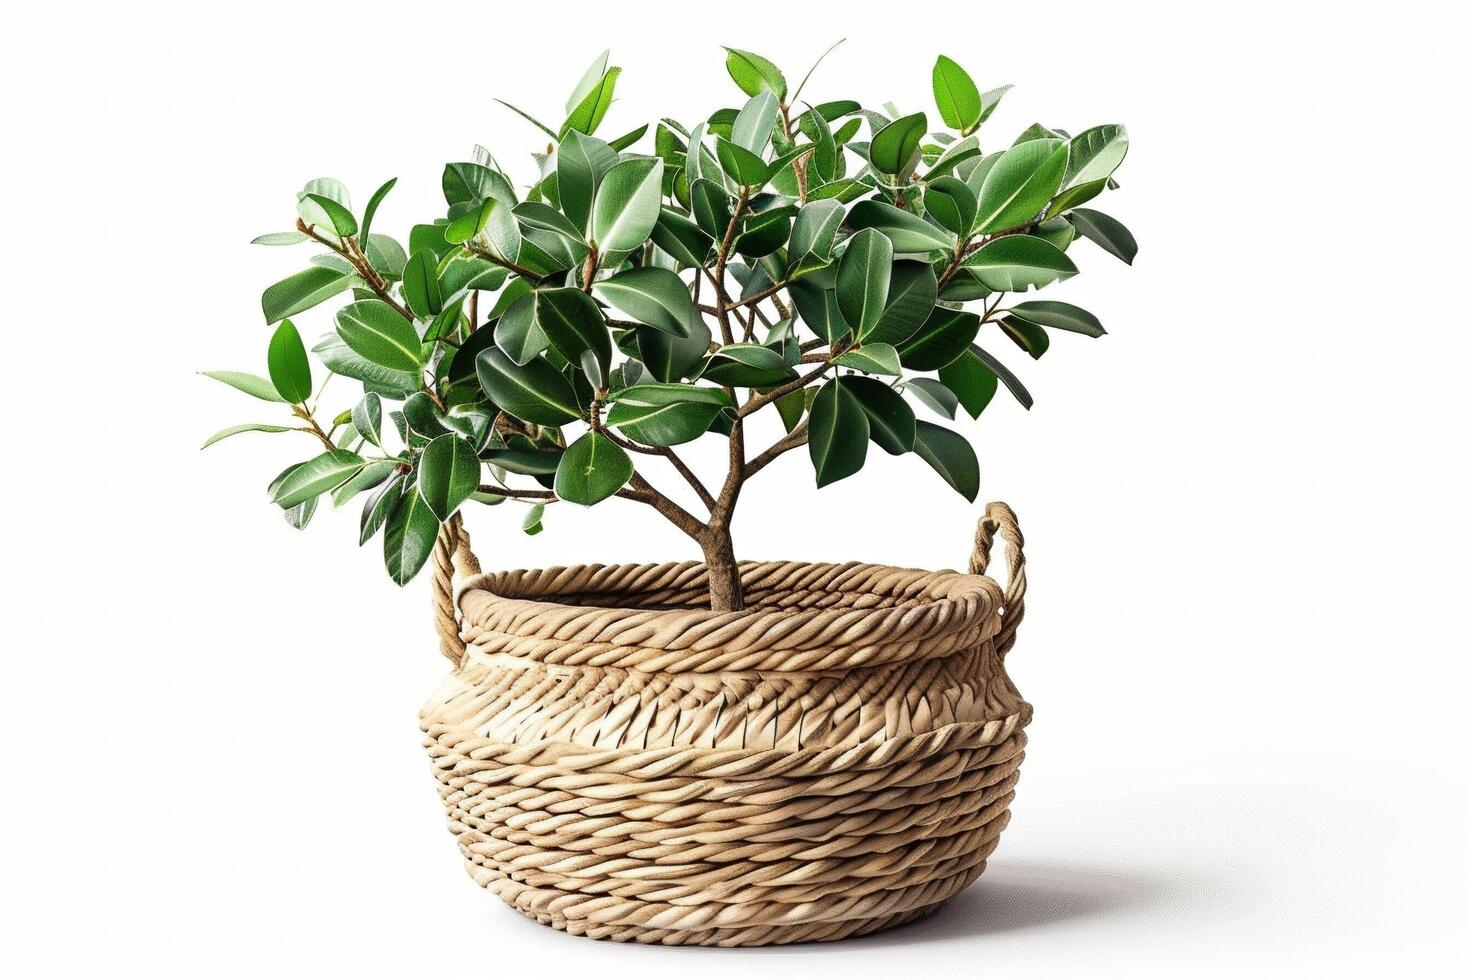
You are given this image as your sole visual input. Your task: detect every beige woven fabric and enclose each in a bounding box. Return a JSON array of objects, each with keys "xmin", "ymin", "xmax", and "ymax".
[{"xmin": 420, "ymin": 503, "xmax": 1030, "ymax": 946}]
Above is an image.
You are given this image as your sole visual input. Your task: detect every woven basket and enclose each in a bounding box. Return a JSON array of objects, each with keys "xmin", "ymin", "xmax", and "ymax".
[{"xmin": 419, "ymin": 502, "xmax": 1030, "ymax": 947}]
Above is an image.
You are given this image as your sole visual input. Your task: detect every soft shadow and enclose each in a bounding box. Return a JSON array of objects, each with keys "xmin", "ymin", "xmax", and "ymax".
[{"xmin": 849, "ymin": 861, "xmax": 1168, "ymax": 947}]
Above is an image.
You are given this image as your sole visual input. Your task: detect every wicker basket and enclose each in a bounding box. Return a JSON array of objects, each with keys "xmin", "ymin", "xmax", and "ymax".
[{"xmin": 419, "ymin": 502, "xmax": 1030, "ymax": 946}]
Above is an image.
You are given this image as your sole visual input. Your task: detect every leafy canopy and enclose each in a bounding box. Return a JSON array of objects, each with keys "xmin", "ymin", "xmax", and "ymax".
[{"xmin": 206, "ymin": 47, "xmax": 1135, "ymax": 591}]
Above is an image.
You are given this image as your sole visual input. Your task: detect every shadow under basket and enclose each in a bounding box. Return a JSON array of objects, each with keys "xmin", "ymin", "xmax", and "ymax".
[{"xmin": 419, "ymin": 502, "xmax": 1031, "ymax": 947}]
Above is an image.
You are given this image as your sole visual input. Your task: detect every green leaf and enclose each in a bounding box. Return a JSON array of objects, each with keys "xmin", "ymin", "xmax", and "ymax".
[
  {"xmin": 266, "ymin": 319, "xmax": 312, "ymax": 404},
  {"xmin": 402, "ymin": 391, "xmax": 446, "ymax": 439},
  {"xmin": 1064, "ymin": 124, "xmax": 1129, "ymax": 188},
  {"xmin": 924, "ymin": 176, "xmax": 977, "ymax": 237},
  {"xmin": 1068, "ymin": 207, "xmax": 1138, "ymax": 265},
  {"xmin": 912, "ymin": 420, "xmax": 979, "ymax": 501},
  {"xmin": 352, "ymin": 392, "xmax": 384, "ymax": 448},
  {"xmin": 592, "ymin": 267, "xmax": 697, "ymax": 337},
  {"xmin": 556, "ymin": 130, "xmax": 619, "ymax": 232},
  {"xmin": 999, "ymin": 316, "xmax": 1049, "ymax": 359},
  {"xmin": 606, "ymin": 386, "xmax": 729, "ymax": 446},
  {"xmin": 932, "ymin": 56, "xmax": 982, "ymax": 132},
  {"xmin": 1007, "ymin": 300, "xmax": 1106, "ymax": 337},
  {"xmin": 283, "ymin": 497, "xmax": 318, "ymax": 530},
  {"xmin": 651, "ymin": 208, "xmax": 713, "ymax": 266},
  {"xmin": 938, "ymin": 347, "xmax": 999, "ymax": 417},
  {"xmin": 714, "ymin": 137, "xmax": 770, "ymax": 187},
  {"xmin": 400, "ymin": 250, "xmax": 443, "ymax": 319},
  {"xmin": 734, "ymin": 205, "xmax": 793, "ymax": 258},
  {"xmin": 475, "ymin": 349, "xmax": 582, "ymax": 425},
  {"xmin": 896, "ymin": 307, "xmax": 981, "ymax": 370},
  {"xmin": 724, "ymin": 47, "xmax": 787, "ymax": 100},
  {"xmin": 251, "ymin": 231, "xmax": 308, "ymax": 246},
  {"xmin": 869, "ymin": 112, "xmax": 927, "ymax": 175},
  {"xmin": 836, "ymin": 228, "xmax": 893, "ymax": 341},
  {"xmin": 732, "ymin": 91, "xmax": 779, "ymax": 153},
  {"xmin": 833, "ymin": 343, "xmax": 901, "ymax": 375},
  {"xmin": 554, "ymin": 431, "xmax": 633, "ymax": 505},
  {"xmin": 1047, "ymin": 178, "xmax": 1108, "ymax": 216},
  {"xmin": 383, "ymin": 488, "xmax": 440, "ymax": 585},
  {"xmin": 637, "ymin": 317, "xmax": 711, "ymax": 382},
  {"xmin": 591, "ymin": 158, "xmax": 663, "ymax": 253},
  {"xmin": 808, "ymin": 377, "xmax": 869, "ymax": 487},
  {"xmin": 444, "ymin": 197, "xmax": 496, "ymax": 245},
  {"xmin": 973, "ymin": 138, "xmax": 1070, "ymax": 234},
  {"xmin": 200, "ymin": 422, "xmax": 293, "ymax": 449},
  {"xmin": 978, "ymin": 84, "xmax": 1012, "ymax": 124},
  {"xmin": 701, "ymin": 343, "xmax": 795, "ymax": 387},
  {"xmin": 788, "ymin": 281, "xmax": 849, "ymax": 343},
  {"xmin": 688, "ymin": 176, "xmax": 732, "ymax": 237},
  {"xmin": 303, "ymin": 193, "xmax": 357, "ymax": 238},
  {"xmin": 483, "ymin": 448, "xmax": 563, "ymax": 476},
  {"xmin": 332, "ymin": 460, "xmax": 394, "ymax": 507},
  {"xmin": 868, "ymin": 260, "xmax": 938, "ymax": 345},
  {"xmin": 494, "ymin": 294, "xmax": 547, "ymax": 364},
  {"xmin": 496, "ymin": 98, "xmax": 559, "ymax": 140},
  {"xmin": 535, "ymin": 287, "xmax": 611, "ymax": 378},
  {"xmin": 904, "ymin": 378, "xmax": 960, "ymax": 419},
  {"xmin": 271, "ymin": 449, "xmax": 366, "ymax": 508},
  {"xmin": 787, "ymin": 199, "xmax": 844, "ymax": 274},
  {"xmin": 417, "ymin": 434, "xmax": 481, "ymax": 521},
  {"xmin": 845, "ymin": 200, "xmax": 953, "ymax": 254},
  {"xmin": 963, "ymin": 234, "xmax": 1078, "ymax": 291},
  {"xmin": 972, "ymin": 344, "xmax": 1033, "ymax": 409},
  {"xmin": 443, "ymin": 162, "xmax": 516, "ymax": 207},
  {"xmin": 565, "ymin": 50, "xmax": 611, "ymax": 113},
  {"xmin": 261, "ymin": 266, "xmax": 352, "ymax": 324},
  {"xmin": 335, "ymin": 300, "xmax": 425, "ymax": 373},
  {"xmin": 561, "ymin": 66, "xmax": 620, "ymax": 138},
  {"xmin": 311, "ymin": 332, "xmax": 419, "ymax": 398},
  {"xmin": 522, "ymin": 503, "xmax": 546, "ymax": 535},
  {"xmin": 360, "ymin": 177, "xmax": 396, "ymax": 244},
  {"xmin": 359, "ymin": 473, "xmax": 404, "ymax": 545},
  {"xmin": 202, "ymin": 370, "xmax": 287, "ymax": 403},
  {"xmin": 845, "ymin": 376, "xmax": 915, "ymax": 454}
]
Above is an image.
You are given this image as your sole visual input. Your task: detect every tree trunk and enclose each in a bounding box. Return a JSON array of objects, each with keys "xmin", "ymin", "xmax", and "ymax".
[{"xmin": 700, "ymin": 525, "xmax": 745, "ymax": 612}]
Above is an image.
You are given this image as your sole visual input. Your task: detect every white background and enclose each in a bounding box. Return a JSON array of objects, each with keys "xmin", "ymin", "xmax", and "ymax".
[{"xmin": 5, "ymin": 1, "xmax": 1467, "ymax": 976}]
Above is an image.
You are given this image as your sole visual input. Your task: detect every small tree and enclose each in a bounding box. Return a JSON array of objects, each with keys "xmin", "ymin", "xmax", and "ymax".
[{"xmin": 205, "ymin": 47, "xmax": 1135, "ymax": 613}]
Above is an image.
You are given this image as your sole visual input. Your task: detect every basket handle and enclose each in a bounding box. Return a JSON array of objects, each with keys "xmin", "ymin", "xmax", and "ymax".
[
  {"xmin": 969, "ymin": 501, "xmax": 1027, "ymax": 656},
  {"xmin": 432, "ymin": 512, "xmax": 482, "ymax": 669}
]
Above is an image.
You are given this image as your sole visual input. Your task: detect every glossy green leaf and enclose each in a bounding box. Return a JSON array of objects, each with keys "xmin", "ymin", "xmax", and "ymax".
[
  {"xmin": 283, "ymin": 497, "xmax": 317, "ymax": 530},
  {"xmin": 972, "ymin": 344, "xmax": 1034, "ymax": 408},
  {"xmin": 912, "ymin": 420, "xmax": 979, "ymax": 501},
  {"xmin": 335, "ymin": 300, "xmax": 425, "ymax": 372},
  {"xmin": 836, "ymin": 228, "xmax": 893, "ymax": 341},
  {"xmin": 443, "ymin": 162, "xmax": 516, "ymax": 207},
  {"xmin": 444, "ymin": 197, "xmax": 496, "ymax": 245},
  {"xmin": 896, "ymin": 307, "xmax": 981, "ymax": 370},
  {"xmin": 844, "ymin": 200, "xmax": 953, "ymax": 253},
  {"xmin": 417, "ymin": 433, "xmax": 481, "ymax": 521},
  {"xmin": 360, "ymin": 177, "xmax": 396, "ymax": 243},
  {"xmin": 904, "ymin": 378, "xmax": 960, "ymax": 419},
  {"xmin": 494, "ymin": 294, "xmax": 547, "ymax": 364},
  {"xmin": 400, "ymin": 250, "xmax": 443, "ymax": 318},
  {"xmin": 787, "ymin": 199, "xmax": 844, "ymax": 274},
  {"xmin": 869, "ymin": 112, "xmax": 927, "ymax": 175},
  {"xmin": 963, "ymin": 234, "xmax": 1078, "ymax": 291},
  {"xmin": 734, "ymin": 205, "xmax": 793, "ymax": 258},
  {"xmin": 202, "ymin": 370, "xmax": 286, "ymax": 403},
  {"xmin": 689, "ymin": 177, "xmax": 732, "ymax": 237},
  {"xmin": 714, "ymin": 137, "xmax": 770, "ymax": 187},
  {"xmin": 557, "ymin": 130, "xmax": 619, "ymax": 232},
  {"xmin": 924, "ymin": 176, "xmax": 977, "ymax": 237},
  {"xmin": 352, "ymin": 392, "xmax": 384, "ymax": 448},
  {"xmin": 521, "ymin": 502, "xmax": 546, "ymax": 535},
  {"xmin": 592, "ymin": 267, "xmax": 697, "ymax": 337},
  {"xmin": 271, "ymin": 449, "xmax": 366, "ymax": 509},
  {"xmin": 261, "ymin": 266, "xmax": 352, "ymax": 324},
  {"xmin": 331, "ymin": 460, "xmax": 394, "ymax": 507},
  {"xmin": 359, "ymin": 473, "xmax": 404, "ymax": 545},
  {"xmin": 200, "ymin": 422, "xmax": 292, "ymax": 448},
  {"xmin": 999, "ymin": 316, "xmax": 1050, "ymax": 359},
  {"xmin": 846, "ymin": 376, "xmax": 915, "ymax": 454},
  {"xmin": 535, "ymin": 287, "xmax": 611, "ymax": 377},
  {"xmin": 484, "ymin": 447, "xmax": 564, "ymax": 476},
  {"xmin": 973, "ymin": 138, "xmax": 1069, "ymax": 233},
  {"xmin": 938, "ymin": 347, "xmax": 999, "ymax": 417},
  {"xmin": 808, "ymin": 377, "xmax": 870, "ymax": 487},
  {"xmin": 475, "ymin": 349, "xmax": 582, "ymax": 425},
  {"xmin": 868, "ymin": 260, "xmax": 938, "ymax": 345},
  {"xmin": 565, "ymin": 50, "xmax": 611, "ymax": 113},
  {"xmin": 651, "ymin": 208, "xmax": 713, "ymax": 266},
  {"xmin": 302, "ymin": 193, "xmax": 357, "ymax": 238},
  {"xmin": 637, "ymin": 317, "xmax": 711, "ymax": 382},
  {"xmin": 701, "ymin": 343, "xmax": 795, "ymax": 387},
  {"xmin": 788, "ymin": 281, "xmax": 849, "ymax": 344},
  {"xmin": 591, "ymin": 157, "xmax": 663, "ymax": 253},
  {"xmin": 251, "ymin": 231, "xmax": 308, "ymax": 246},
  {"xmin": 932, "ymin": 56, "xmax": 981, "ymax": 132},
  {"xmin": 724, "ymin": 47, "xmax": 786, "ymax": 100},
  {"xmin": 833, "ymin": 343, "xmax": 901, "ymax": 375},
  {"xmin": 561, "ymin": 66, "xmax": 620, "ymax": 138},
  {"xmin": 732, "ymin": 91, "xmax": 779, "ymax": 153},
  {"xmin": 606, "ymin": 387, "xmax": 728, "ymax": 446},
  {"xmin": 311, "ymin": 333, "xmax": 419, "ymax": 397},
  {"xmin": 383, "ymin": 487, "xmax": 440, "ymax": 585},
  {"xmin": 554, "ymin": 431, "xmax": 633, "ymax": 505},
  {"xmin": 1007, "ymin": 300, "xmax": 1106, "ymax": 337},
  {"xmin": 1064, "ymin": 124, "xmax": 1129, "ymax": 188},
  {"xmin": 1068, "ymin": 207, "xmax": 1137, "ymax": 264},
  {"xmin": 266, "ymin": 319, "xmax": 312, "ymax": 404}
]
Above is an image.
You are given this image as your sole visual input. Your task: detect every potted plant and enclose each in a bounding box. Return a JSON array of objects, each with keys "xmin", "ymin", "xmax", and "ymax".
[{"xmin": 205, "ymin": 46, "xmax": 1133, "ymax": 946}]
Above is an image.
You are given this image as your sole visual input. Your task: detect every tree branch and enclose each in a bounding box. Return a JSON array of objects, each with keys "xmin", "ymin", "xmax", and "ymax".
[
  {"xmin": 744, "ymin": 418, "xmax": 810, "ymax": 479},
  {"xmin": 297, "ymin": 219, "xmax": 414, "ymax": 322},
  {"xmin": 738, "ymin": 362, "xmax": 834, "ymax": 418}
]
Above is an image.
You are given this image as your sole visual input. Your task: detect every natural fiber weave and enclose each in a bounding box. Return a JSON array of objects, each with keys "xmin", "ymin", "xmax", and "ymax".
[{"xmin": 420, "ymin": 503, "xmax": 1030, "ymax": 946}]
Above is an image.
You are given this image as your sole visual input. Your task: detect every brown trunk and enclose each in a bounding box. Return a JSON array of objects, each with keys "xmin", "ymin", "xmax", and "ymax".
[{"xmin": 700, "ymin": 526, "xmax": 744, "ymax": 612}]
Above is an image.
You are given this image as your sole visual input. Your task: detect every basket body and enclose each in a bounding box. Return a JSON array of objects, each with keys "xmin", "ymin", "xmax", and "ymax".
[{"xmin": 420, "ymin": 554, "xmax": 1031, "ymax": 946}]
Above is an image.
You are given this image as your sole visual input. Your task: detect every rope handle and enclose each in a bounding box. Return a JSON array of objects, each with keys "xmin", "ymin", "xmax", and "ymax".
[
  {"xmin": 968, "ymin": 501, "xmax": 1027, "ymax": 657},
  {"xmin": 432, "ymin": 513, "xmax": 482, "ymax": 668}
]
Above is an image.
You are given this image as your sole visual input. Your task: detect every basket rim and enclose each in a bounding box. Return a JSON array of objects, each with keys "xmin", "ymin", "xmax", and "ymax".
[{"xmin": 454, "ymin": 558, "xmax": 1005, "ymax": 674}]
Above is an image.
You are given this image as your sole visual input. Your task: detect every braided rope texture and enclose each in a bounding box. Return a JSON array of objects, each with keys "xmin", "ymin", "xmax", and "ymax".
[{"xmin": 420, "ymin": 511, "xmax": 1029, "ymax": 946}]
